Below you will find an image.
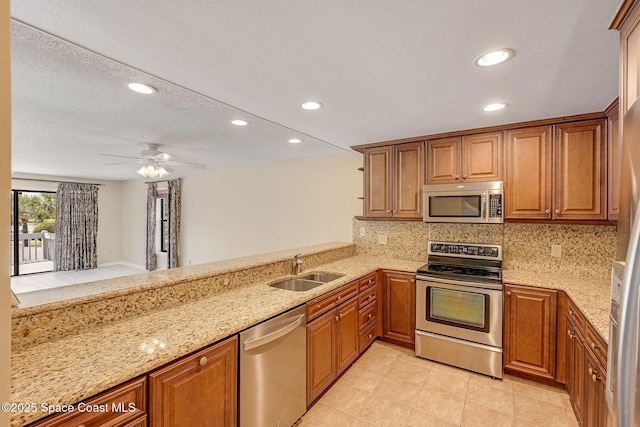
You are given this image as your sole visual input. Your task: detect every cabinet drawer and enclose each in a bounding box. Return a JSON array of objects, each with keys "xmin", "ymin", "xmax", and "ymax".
[
  {"xmin": 359, "ymin": 274, "xmax": 376, "ymax": 293},
  {"xmin": 586, "ymin": 324, "xmax": 608, "ymax": 368},
  {"xmin": 359, "ymin": 287, "xmax": 376, "ymax": 308},
  {"xmin": 359, "ymin": 301, "xmax": 376, "ymax": 330},
  {"xmin": 359, "ymin": 323, "xmax": 376, "ymax": 353},
  {"xmin": 307, "ymin": 282, "xmax": 359, "ymax": 321},
  {"xmin": 567, "ymin": 299, "xmax": 586, "ymax": 335},
  {"xmin": 30, "ymin": 377, "xmax": 147, "ymax": 427}
]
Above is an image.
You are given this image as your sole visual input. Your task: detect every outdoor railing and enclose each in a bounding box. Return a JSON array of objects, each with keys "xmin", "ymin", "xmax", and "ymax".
[{"xmin": 9, "ymin": 232, "xmax": 55, "ymax": 265}]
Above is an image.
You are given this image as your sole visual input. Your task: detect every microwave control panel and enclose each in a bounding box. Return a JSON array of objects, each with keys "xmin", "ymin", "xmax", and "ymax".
[{"xmin": 488, "ymin": 194, "xmax": 503, "ymax": 219}]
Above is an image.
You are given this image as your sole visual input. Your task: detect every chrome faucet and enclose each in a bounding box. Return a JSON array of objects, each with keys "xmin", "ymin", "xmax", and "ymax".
[{"xmin": 292, "ymin": 254, "xmax": 303, "ymax": 275}]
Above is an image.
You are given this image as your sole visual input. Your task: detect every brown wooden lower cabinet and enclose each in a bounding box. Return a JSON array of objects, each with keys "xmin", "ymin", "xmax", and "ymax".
[
  {"xmin": 381, "ymin": 270, "xmax": 415, "ymax": 347},
  {"xmin": 29, "ymin": 377, "xmax": 147, "ymax": 427},
  {"xmin": 564, "ymin": 299, "xmax": 609, "ymax": 427},
  {"xmin": 148, "ymin": 335, "xmax": 238, "ymax": 427},
  {"xmin": 503, "ymin": 284, "xmax": 557, "ymax": 380},
  {"xmin": 307, "ymin": 297, "xmax": 359, "ymax": 404}
]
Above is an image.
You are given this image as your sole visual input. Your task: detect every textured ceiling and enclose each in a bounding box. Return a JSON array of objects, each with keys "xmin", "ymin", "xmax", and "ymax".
[{"xmin": 10, "ymin": 0, "xmax": 621, "ymax": 180}]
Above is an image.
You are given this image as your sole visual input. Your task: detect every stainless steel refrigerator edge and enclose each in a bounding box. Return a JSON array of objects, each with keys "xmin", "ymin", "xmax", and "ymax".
[
  {"xmin": 611, "ymin": 99, "xmax": 640, "ymax": 426},
  {"xmin": 239, "ymin": 305, "xmax": 307, "ymax": 427}
]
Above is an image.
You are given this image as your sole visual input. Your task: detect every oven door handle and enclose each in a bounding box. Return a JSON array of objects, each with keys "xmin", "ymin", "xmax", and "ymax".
[{"xmin": 415, "ymin": 275, "xmax": 503, "ymax": 291}]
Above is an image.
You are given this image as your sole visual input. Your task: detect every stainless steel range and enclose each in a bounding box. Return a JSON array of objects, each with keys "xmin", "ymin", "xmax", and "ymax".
[{"xmin": 415, "ymin": 241, "xmax": 503, "ymax": 379}]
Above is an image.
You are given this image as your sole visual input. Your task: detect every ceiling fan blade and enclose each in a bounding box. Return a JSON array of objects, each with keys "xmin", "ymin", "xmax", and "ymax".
[
  {"xmin": 163, "ymin": 160, "xmax": 207, "ymax": 169},
  {"xmin": 104, "ymin": 160, "xmax": 144, "ymax": 165},
  {"xmin": 98, "ymin": 153, "xmax": 141, "ymax": 160},
  {"xmin": 153, "ymin": 152, "xmax": 174, "ymax": 161}
]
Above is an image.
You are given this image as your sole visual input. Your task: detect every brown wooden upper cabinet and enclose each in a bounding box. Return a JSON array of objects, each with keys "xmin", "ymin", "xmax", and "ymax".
[
  {"xmin": 426, "ymin": 131, "xmax": 503, "ymax": 184},
  {"xmin": 608, "ymin": 103, "xmax": 620, "ymax": 220},
  {"xmin": 363, "ymin": 142, "xmax": 424, "ymax": 219},
  {"xmin": 554, "ymin": 120, "xmax": 606, "ymax": 221},
  {"xmin": 504, "ymin": 126, "xmax": 553, "ymax": 219},
  {"xmin": 505, "ymin": 119, "xmax": 607, "ymax": 221}
]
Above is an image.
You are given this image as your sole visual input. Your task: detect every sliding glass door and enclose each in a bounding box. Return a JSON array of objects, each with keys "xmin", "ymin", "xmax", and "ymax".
[{"xmin": 10, "ymin": 190, "xmax": 56, "ymax": 276}]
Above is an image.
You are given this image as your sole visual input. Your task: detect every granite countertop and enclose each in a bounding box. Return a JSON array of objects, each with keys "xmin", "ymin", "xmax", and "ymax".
[
  {"xmin": 504, "ymin": 269, "xmax": 610, "ymax": 343},
  {"xmin": 10, "ymin": 254, "xmax": 422, "ymax": 427},
  {"xmin": 11, "ymin": 251, "xmax": 611, "ymax": 427}
]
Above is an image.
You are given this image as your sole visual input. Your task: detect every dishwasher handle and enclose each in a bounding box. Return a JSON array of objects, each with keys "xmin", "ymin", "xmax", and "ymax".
[{"xmin": 243, "ymin": 314, "xmax": 305, "ymax": 351}]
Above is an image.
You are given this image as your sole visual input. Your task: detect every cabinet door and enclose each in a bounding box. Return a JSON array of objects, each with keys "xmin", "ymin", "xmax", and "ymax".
[
  {"xmin": 554, "ymin": 120, "xmax": 606, "ymax": 220},
  {"xmin": 307, "ymin": 310, "xmax": 338, "ymax": 404},
  {"xmin": 382, "ymin": 271, "xmax": 416, "ymax": 347},
  {"xmin": 622, "ymin": 4, "xmax": 640, "ymax": 114},
  {"xmin": 426, "ymin": 137, "xmax": 461, "ymax": 184},
  {"xmin": 608, "ymin": 104, "xmax": 621, "ymax": 220},
  {"xmin": 504, "ymin": 285, "xmax": 557, "ymax": 380},
  {"xmin": 364, "ymin": 146, "xmax": 393, "ymax": 217},
  {"xmin": 149, "ymin": 336, "xmax": 237, "ymax": 427},
  {"xmin": 393, "ymin": 142, "xmax": 424, "ymax": 218},
  {"xmin": 462, "ymin": 132, "xmax": 503, "ymax": 182},
  {"xmin": 336, "ymin": 298, "xmax": 360, "ymax": 373},
  {"xmin": 566, "ymin": 318, "xmax": 584, "ymax": 425},
  {"xmin": 504, "ymin": 126, "xmax": 553, "ymax": 219},
  {"xmin": 583, "ymin": 349, "xmax": 607, "ymax": 427}
]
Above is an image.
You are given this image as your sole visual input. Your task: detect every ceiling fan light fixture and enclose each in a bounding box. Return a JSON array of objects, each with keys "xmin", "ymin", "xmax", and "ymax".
[
  {"xmin": 137, "ymin": 163, "xmax": 170, "ymax": 179},
  {"xmin": 288, "ymin": 138, "xmax": 302, "ymax": 144},
  {"xmin": 127, "ymin": 82, "xmax": 157, "ymax": 95},
  {"xmin": 231, "ymin": 119, "xmax": 249, "ymax": 126}
]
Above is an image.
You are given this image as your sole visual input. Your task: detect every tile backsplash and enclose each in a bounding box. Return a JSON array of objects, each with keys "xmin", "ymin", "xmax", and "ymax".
[{"xmin": 353, "ymin": 219, "xmax": 616, "ymax": 279}]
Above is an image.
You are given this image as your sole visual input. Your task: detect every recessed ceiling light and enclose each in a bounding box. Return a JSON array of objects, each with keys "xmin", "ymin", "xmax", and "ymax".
[
  {"xmin": 300, "ymin": 101, "xmax": 323, "ymax": 110},
  {"xmin": 482, "ymin": 103, "xmax": 508, "ymax": 112},
  {"xmin": 127, "ymin": 82, "xmax": 156, "ymax": 95},
  {"xmin": 231, "ymin": 119, "xmax": 249, "ymax": 126},
  {"xmin": 474, "ymin": 49, "xmax": 514, "ymax": 67},
  {"xmin": 289, "ymin": 138, "xmax": 302, "ymax": 144}
]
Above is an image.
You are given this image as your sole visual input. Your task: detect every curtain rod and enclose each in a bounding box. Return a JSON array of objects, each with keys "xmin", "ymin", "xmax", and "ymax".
[
  {"xmin": 144, "ymin": 178, "xmax": 183, "ymax": 184},
  {"xmin": 11, "ymin": 177, "xmax": 104, "ymax": 186}
]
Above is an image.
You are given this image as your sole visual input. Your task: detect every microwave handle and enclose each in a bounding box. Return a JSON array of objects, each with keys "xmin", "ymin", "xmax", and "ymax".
[{"xmin": 481, "ymin": 196, "xmax": 487, "ymax": 220}]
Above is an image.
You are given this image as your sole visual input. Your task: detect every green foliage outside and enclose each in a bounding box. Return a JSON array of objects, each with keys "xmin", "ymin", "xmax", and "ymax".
[
  {"xmin": 33, "ymin": 219, "xmax": 55, "ymax": 233},
  {"xmin": 17, "ymin": 192, "xmax": 56, "ymax": 233}
]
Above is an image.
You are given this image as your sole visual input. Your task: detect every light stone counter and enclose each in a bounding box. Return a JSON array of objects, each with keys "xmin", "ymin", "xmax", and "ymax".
[
  {"xmin": 504, "ymin": 269, "xmax": 610, "ymax": 343},
  {"xmin": 11, "ymin": 254, "xmax": 422, "ymax": 427}
]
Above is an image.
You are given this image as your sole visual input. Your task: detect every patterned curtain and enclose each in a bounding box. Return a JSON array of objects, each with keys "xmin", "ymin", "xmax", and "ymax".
[
  {"xmin": 146, "ymin": 182, "xmax": 157, "ymax": 271},
  {"xmin": 167, "ymin": 179, "xmax": 182, "ymax": 268},
  {"xmin": 54, "ymin": 183, "xmax": 99, "ymax": 271}
]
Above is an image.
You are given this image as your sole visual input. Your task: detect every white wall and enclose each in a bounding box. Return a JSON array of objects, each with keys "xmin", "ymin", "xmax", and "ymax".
[
  {"xmin": 120, "ymin": 151, "xmax": 363, "ymax": 267},
  {"xmin": 10, "ymin": 174, "xmax": 123, "ymax": 265}
]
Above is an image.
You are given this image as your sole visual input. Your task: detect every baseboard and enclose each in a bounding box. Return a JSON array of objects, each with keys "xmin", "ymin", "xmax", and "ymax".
[{"xmin": 97, "ymin": 261, "xmax": 146, "ymax": 270}]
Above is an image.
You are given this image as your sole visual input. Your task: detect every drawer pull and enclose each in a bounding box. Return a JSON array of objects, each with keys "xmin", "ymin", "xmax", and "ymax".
[
  {"xmin": 317, "ymin": 304, "xmax": 323, "ymax": 309},
  {"xmin": 199, "ymin": 356, "xmax": 208, "ymax": 366},
  {"xmin": 368, "ymin": 295, "xmax": 374, "ymax": 300},
  {"xmin": 368, "ymin": 314, "xmax": 372, "ymax": 320},
  {"xmin": 335, "ymin": 315, "xmax": 340, "ymax": 322},
  {"xmin": 336, "ymin": 295, "xmax": 342, "ymax": 301},
  {"xmin": 569, "ymin": 310, "xmax": 573, "ymax": 316},
  {"xmin": 339, "ymin": 312, "xmax": 344, "ymax": 319},
  {"xmin": 368, "ymin": 334, "xmax": 373, "ymax": 339}
]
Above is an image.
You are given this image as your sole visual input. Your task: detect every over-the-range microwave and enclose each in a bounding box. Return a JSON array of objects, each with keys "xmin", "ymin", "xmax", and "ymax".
[{"xmin": 422, "ymin": 181, "xmax": 504, "ymax": 224}]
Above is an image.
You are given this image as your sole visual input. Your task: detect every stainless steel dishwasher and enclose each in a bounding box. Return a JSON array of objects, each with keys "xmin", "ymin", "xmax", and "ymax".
[{"xmin": 239, "ymin": 305, "xmax": 306, "ymax": 427}]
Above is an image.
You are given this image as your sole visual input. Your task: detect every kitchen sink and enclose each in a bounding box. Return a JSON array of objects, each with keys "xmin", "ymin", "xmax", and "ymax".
[
  {"xmin": 298, "ymin": 272, "xmax": 345, "ymax": 283},
  {"xmin": 269, "ymin": 271, "xmax": 345, "ymax": 292},
  {"xmin": 269, "ymin": 278, "xmax": 326, "ymax": 292}
]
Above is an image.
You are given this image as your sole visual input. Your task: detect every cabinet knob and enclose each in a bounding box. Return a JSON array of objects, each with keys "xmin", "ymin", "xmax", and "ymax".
[
  {"xmin": 368, "ymin": 334, "xmax": 373, "ymax": 339},
  {"xmin": 336, "ymin": 295, "xmax": 341, "ymax": 301},
  {"xmin": 545, "ymin": 209, "xmax": 551, "ymax": 214},
  {"xmin": 455, "ymin": 175, "xmax": 460, "ymax": 180},
  {"xmin": 411, "ymin": 279, "xmax": 415, "ymax": 284},
  {"xmin": 592, "ymin": 373, "xmax": 598, "ymax": 383},
  {"xmin": 317, "ymin": 304, "xmax": 323, "ymax": 309},
  {"xmin": 368, "ymin": 313, "xmax": 373, "ymax": 319},
  {"xmin": 591, "ymin": 342, "xmax": 597, "ymax": 350},
  {"xmin": 335, "ymin": 315, "xmax": 340, "ymax": 322},
  {"xmin": 569, "ymin": 310, "xmax": 574, "ymax": 316},
  {"xmin": 462, "ymin": 174, "xmax": 468, "ymax": 179},
  {"xmin": 368, "ymin": 295, "xmax": 373, "ymax": 300},
  {"xmin": 199, "ymin": 356, "xmax": 208, "ymax": 366},
  {"xmin": 555, "ymin": 209, "xmax": 561, "ymax": 214},
  {"xmin": 506, "ymin": 290, "xmax": 512, "ymax": 296},
  {"xmin": 588, "ymin": 367, "xmax": 593, "ymax": 376}
]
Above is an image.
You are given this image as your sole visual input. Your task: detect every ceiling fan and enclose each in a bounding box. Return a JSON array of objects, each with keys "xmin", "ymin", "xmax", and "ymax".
[{"xmin": 100, "ymin": 144, "xmax": 206, "ymax": 178}]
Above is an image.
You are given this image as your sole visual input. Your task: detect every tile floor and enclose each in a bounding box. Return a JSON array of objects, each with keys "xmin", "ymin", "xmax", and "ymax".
[{"xmin": 299, "ymin": 341, "xmax": 578, "ymax": 427}]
